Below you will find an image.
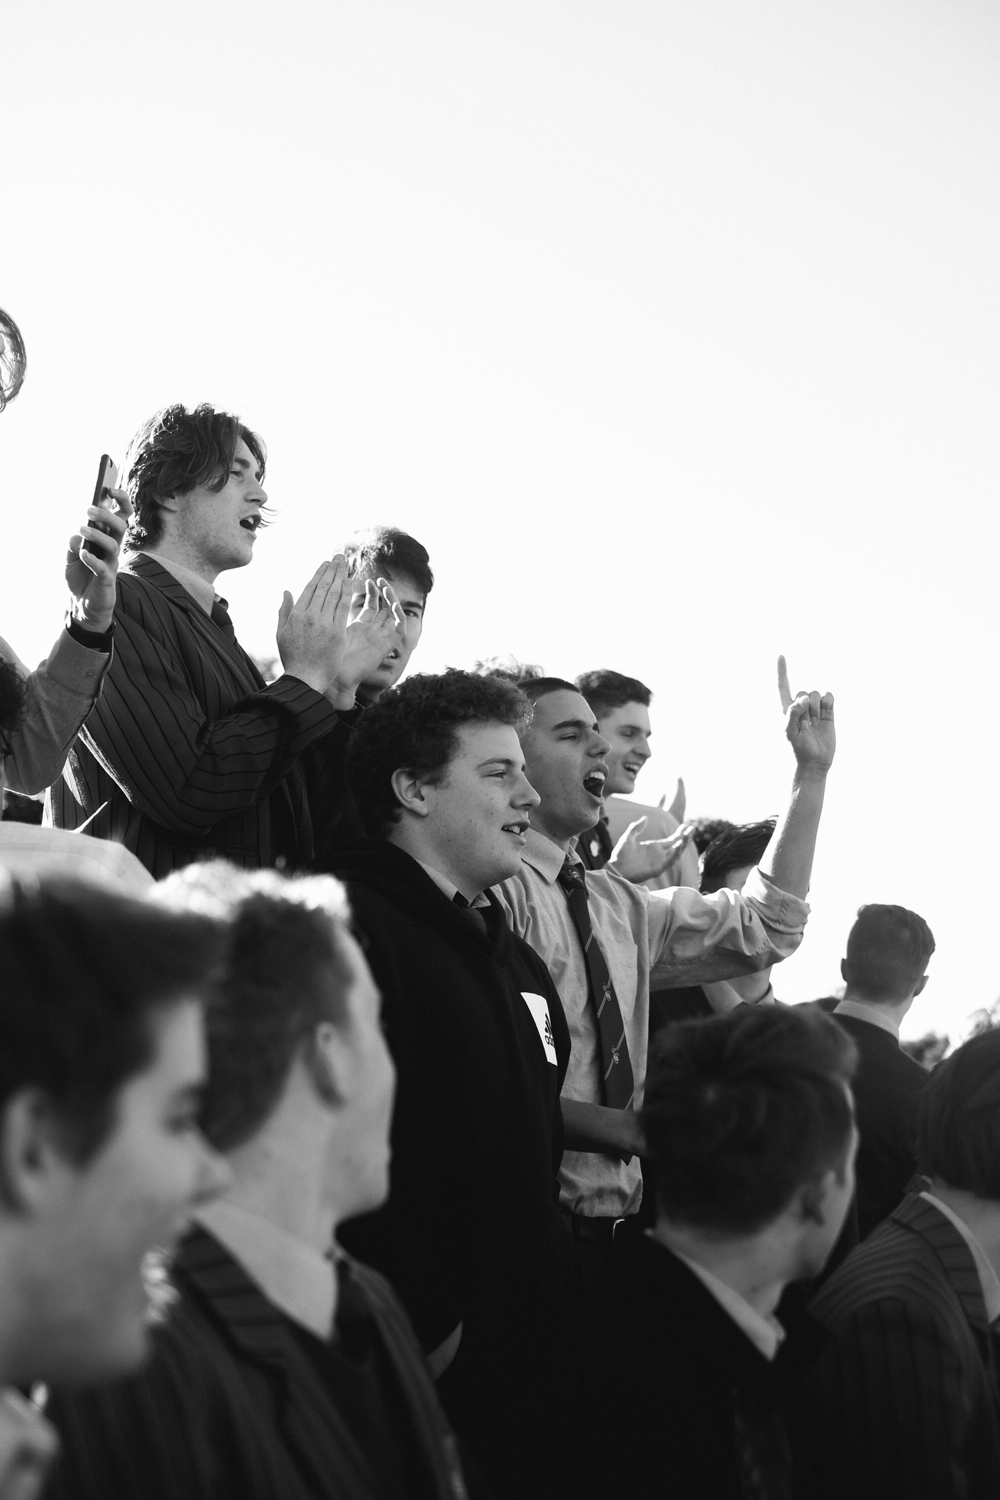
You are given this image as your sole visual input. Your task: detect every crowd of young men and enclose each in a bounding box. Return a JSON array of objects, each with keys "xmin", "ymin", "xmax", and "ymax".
[{"xmin": 2, "ymin": 348, "xmax": 999, "ymax": 1500}]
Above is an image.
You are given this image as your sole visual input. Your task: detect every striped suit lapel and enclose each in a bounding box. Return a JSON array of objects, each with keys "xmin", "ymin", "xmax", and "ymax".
[
  {"xmin": 892, "ymin": 1192, "xmax": 989, "ymax": 1330},
  {"xmin": 176, "ymin": 1228, "xmax": 385, "ymax": 1500},
  {"xmin": 124, "ymin": 555, "xmax": 264, "ymax": 697}
]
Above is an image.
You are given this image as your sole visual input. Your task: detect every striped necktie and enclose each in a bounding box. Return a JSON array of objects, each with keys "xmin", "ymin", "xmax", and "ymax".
[{"xmin": 556, "ymin": 858, "xmax": 634, "ymax": 1113}]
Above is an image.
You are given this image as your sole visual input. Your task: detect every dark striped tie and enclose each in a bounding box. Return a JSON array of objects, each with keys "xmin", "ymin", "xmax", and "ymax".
[
  {"xmin": 557, "ymin": 858, "xmax": 635, "ymax": 1113},
  {"xmin": 211, "ymin": 598, "xmax": 236, "ymax": 640}
]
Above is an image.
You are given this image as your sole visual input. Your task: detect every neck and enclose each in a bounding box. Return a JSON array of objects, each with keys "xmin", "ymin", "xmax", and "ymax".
[
  {"xmin": 385, "ymin": 824, "xmax": 485, "ymax": 901},
  {"xmin": 652, "ymin": 1219, "xmax": 791, "ymax": 1318},
  {"xmin": 201, "ymin": 1120, "xmax": 335, "ymax": 1256},
  {"xmin": 842, "ymin": 987, "xmax": 913, "ymax": 1028},
  {"xmin": 527, "ymin": 809, "xmax": 584, "ymax": 853},
  {"xmin": 927, "ymin": 1180, "xmax": 1000, "ymax": 1277},
  {"xmin": 146, "ymin": 536, "xmax": 220, "ymax": 588}
]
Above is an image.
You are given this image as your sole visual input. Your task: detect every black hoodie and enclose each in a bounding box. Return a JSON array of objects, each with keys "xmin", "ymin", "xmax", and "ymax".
[{"xmin": 325, "ymin": 841, "xmax": 579, "ymax": 1498}]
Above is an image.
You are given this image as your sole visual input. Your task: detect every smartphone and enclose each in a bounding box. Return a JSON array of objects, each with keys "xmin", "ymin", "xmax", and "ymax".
[{"xmin": 85, "ymin": 455, "xmax": 119, "ymax": 555}]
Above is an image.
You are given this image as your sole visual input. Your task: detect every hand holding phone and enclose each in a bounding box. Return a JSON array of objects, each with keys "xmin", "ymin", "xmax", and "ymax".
[{"xmin": 84, "ymin": 455, "xmax": 119, "ymax": 555}]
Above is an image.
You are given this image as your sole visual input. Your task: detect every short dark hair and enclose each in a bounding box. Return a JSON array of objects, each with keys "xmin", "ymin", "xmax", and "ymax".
[
  {"xmin": 156, "ymin": 865, "xmax": 356, "ymax": 1152},
  {"xmin": 0, "ymin": 878, "xmax": 223, "ymax": 1165},
  {"xmin": 343, "ymin": 526, "xmax": 433, "ymax": 599},
  {"xmin": 691, "ymin": 817, "xmax": 736, "ymax": 856},
  {"xmin": 916, "ymin": 1030, "xmax": 1000, "ymax": 1197},
  {"xmin": 700, "ymin": 819, "xmax": 776, "ymax": 894},
  {"xmin": 348, "ymin": 669, "xmax": 531, "ymax": 837},
  {"xmin": 642, "ymin": 1005, "xmax": 857, "ymax": 1234},
  {"xmin": 0, "ymin": 658, "xmax": 27, "ymax": 738},
  {"xmin": 844, "ymin": 904, "xmax": 935, "ymax": 1003},
  {"xmin": 0, "ymin": 307, "xmax": 27, "ymax": 412},
  {"xmin": 575, "ymin": 670, "xmax": 652, "ymax": 718},
  {"xmin": 516, "ymin": 676, "xmax": 578, "ymax": 704},
  {"xmin": 124, "ymin": 403, "xmax": 266, "ymax": 551}
]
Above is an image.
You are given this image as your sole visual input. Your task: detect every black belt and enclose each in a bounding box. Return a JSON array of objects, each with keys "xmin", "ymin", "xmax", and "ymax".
[{"xmin": 560, "ymin": 1209, "xmax": 627, "ymax": 1243}]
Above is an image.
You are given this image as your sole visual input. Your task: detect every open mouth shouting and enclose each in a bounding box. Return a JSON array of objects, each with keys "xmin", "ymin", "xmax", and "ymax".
[
  {"xmin": 582, "ymin": 766, "xmax": 608, "ymax": 801},
  {"xmin": 239, "ymin": 512, "xmax": 262, "ymax": 534}
]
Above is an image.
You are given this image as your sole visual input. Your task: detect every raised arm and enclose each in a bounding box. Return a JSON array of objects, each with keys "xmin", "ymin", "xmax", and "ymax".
[{"xmin": 759, "ymin": 656, "xmax": 835, "ymax": 899}]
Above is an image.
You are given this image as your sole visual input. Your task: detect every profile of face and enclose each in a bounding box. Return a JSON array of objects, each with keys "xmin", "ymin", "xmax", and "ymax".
[
  {"xmin": 599, "ymin": 700, "xmax": 652, "ymax": 796},
  {"xmin": 348, "ymin": 568, "xmax": 426, "ymax": 702},
  {"xmin": 519, "ymin": 690, "xmax": 611, "ymax": 844},
  {"xmin": 165, "ymin": 438, "xmax": 267, "ymax": 577},
  {"xmin": 795, "ymin": 1120, "xmax": 859, "ymax": 1280},
  {"xmin": 12, "ymin": 1000, "xmax": 229, "ymax": 1385},
  {"xmin": 395, "ymin": 722, "xmax": 540, "ymax": 893},
  {"xmin": 318, "ymin": 930, "xmax": 396, "ymax": 1223}
]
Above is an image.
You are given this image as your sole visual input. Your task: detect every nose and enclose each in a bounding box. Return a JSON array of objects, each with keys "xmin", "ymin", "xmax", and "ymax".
[
  {"xmin": 248, "ymin": 476, "xmax": 267, "ymax": 504},
  {"xmin": 194, "ymin": 1133, "xmax": 233, "ymax": 1206},
  {"xmin": 590, "ymin": 731, "xmax": 612, "ymax": 758},
  {"xmin": 514, "ymin": 772, "xmax": 541, "ymax": 810}
]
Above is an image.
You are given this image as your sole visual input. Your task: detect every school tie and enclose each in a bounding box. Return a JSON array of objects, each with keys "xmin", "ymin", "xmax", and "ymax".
[
  {"xmin": 556, "ymin": 858, "xmax": 635, "ymax": 1113},
  {"xmin": 453, "ymin": 890, "xmax": 488, "ymax": 938},
  {"xmin": 210, "ymin": 598, "xmax": 236, "ymax": 640}
]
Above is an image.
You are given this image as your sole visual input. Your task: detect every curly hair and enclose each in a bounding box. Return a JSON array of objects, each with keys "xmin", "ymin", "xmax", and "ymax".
[
  {"xmin": 642, "ymin": 1004, "xmax": 857, "ymax": 1234},
  {"xmin": 348, "ymin": 669, "xmax": 532, "ymax": 837},
  {"xmin": 123, "ymin": 403, "xmax": 266, "ymax": 550}
]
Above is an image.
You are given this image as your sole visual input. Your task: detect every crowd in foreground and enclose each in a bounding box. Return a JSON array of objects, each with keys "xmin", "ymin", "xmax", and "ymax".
[{"xmin": 1, "ymin": 307, "xmax": 998, "ymax": 1500}]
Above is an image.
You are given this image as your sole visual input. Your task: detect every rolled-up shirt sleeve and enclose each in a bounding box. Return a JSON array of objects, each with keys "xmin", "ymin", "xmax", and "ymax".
[
  {"xmin": 1, "ymin": 630, "xmax": 110, "ymax": 797},
  {"xmin": 647, "ymin": 866, "xmax": 810, "ymax": 989}
]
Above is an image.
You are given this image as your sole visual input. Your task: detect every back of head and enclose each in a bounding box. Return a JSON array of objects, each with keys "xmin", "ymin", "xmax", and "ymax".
[
  {"xmin": 575, "ymin": 669, "xmax": 652, "ymax": 719},
  {"xmin": 0, "ymin": 658, "xmax": 27, "ymax": 739},
  {"xmin": 0, "ymin": 876, "xmax": 222, "ymax": 1163},
  {"xmin": 692, "ymin": 817, "xmax": 736, "ymax": 856},
  {"xmin": 642, "ymin": 1005, "xmax": 857, "ymax": 1234},
  {"xmin": 0, "ymin": 307, "xmax": 27, "ymax": 411},
  {"xmin": 917, "ymin": 1029, "xmax": 1000, "ymax": 1199},
  {"xmin": 155, "ymin": 864, "xmax": 356, "ymax": 1152},
  {"xmin": 342, "ymin": 526, "xmax": 433, "ymax": 597},
  {"xmin": 124, "ymin": 403, "xmax": 266, "ymax": 551},
  {"xmin": 700, "ymin": 819, "xmax": 776, "ymax": 894},
  {"xmin": 844, "ymin": 903, "xmax": 935, "ymax": 1003},
  {"xmin": 348, "ymin": 669, "xmax": 531, "ymax": 837}
]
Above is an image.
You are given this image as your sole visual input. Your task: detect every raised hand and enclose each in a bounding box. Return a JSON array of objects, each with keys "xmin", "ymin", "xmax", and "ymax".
[
  {"xmin": 0, "ymin": 1387, "xmax": 59, "ymax": 1500},
  {"xmin": 665, "ymin": 776, "xmax": 686, "ymax": 823},
  {"xmin": 332, "ymin": 576, "xmax": 406, "ymax": 699},
  {"xmin": 608, "ymin": 817, "xmax": 696, "ymax": 883},
  {"xmin": 276, "ymin": 555, "xmax": 354, "ymax": 706},
  {"xmin": 65, "ymin": 486, "xmax": 133, "ymax": 634},
  {"xmin": 777, "ymin": 656, "xmax": 835, "ymax": 773}
]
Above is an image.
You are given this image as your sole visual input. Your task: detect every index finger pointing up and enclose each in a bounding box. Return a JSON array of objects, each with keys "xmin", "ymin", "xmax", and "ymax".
[{"xmin": 777, "ymin": 655, "xmax": 793, "ymax": 713}]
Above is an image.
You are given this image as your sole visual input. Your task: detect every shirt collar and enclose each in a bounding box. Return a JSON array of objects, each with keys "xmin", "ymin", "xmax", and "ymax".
[
  {"xmin": 140, "ymin": 551, "xmax": 220, "ymax": 616},
  {"xmin": 660, "ymin": 1237, "xmax": 786, "ymax": 1361},
  {"xmin": 833, "ymin": 998, "xmax": 900, "ymax": 1039},
  {"xmin": 415, "ymin": 859, "xmax": 490, "ymax": 909},
  {"xmin": 521, "ymin": 826, "xmax": 576, "ymax": 883},
  {"xmin": 920, "ymin": 1192, "xmax": 1000, "ymax": 1324},
  {"xmin": 196, "ymin": 1199, "xmax": 336, "ymax": 1339}
]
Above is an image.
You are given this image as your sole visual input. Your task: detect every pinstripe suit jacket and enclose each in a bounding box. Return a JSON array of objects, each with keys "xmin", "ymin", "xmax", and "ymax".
[
  {"xmin": 792, "ymin": 1191, "xmax": 1000, "ymax": 1499},
  {"xmin": 44, "ymin": 1227, "xmax": 470, "ymax": 1500},
  {"xmin": 48, "ymin": 556, "xmax": 350, "ymax": 876}
]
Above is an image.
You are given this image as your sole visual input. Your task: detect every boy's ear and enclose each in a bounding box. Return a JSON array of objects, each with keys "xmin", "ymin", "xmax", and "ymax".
[
  {"xmin": 389, "ymin": 768, "xmax": 431, "ymax": 819},
  {"xmin": 0, "ymin": 1090, "xmax": 74, "ymax": 1214}
]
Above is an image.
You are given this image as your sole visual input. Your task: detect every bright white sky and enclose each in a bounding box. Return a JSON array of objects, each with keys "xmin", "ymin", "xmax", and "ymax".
[{"xmin": 4, "ymin": 0, "xmax": 998, "ymax": 1037}]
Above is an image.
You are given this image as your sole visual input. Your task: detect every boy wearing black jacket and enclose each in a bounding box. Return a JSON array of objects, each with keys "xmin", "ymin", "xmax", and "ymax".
[{"xmin": 321, "ymin": 670, "xmax": 579, "ymax": 1500}]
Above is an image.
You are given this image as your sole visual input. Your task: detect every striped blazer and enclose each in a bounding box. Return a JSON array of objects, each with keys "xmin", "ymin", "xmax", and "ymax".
[
  {"xmin": 48, "ymin": 555, "xmax": 350, "ymax": 876},
  {"xmin": 792, "ymin": 1190, "xmax": 1000, "ymax": 1498},
  {"xmin": 44, "ymin": 1227, "xmax": 470, "ymax": 1500}
]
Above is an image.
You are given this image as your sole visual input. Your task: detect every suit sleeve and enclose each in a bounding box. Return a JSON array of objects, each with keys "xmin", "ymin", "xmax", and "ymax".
[
  {"xmin": 792, "ymin": 1298, "xmax": 972, "ymax": 1500},
  {"xmin": 77, "ymin": 584, "xmax": 342, "ymax": 835},
  {"xmin": 1, "ymin": 629, "xmax": 109, "ymax": 796}
]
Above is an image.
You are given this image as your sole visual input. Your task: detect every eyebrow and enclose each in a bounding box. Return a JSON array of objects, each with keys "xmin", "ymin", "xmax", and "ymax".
[
  {"xmin": 551, "ymin": 717, "xmax": 598, "ymax": 733},
  {"xmin": 231, "ymin": 456, "xmax": 263, "ymax": 482},
  {"xmin": 476, "ymin": 756, "xmax": 521, "ymax": 771}
]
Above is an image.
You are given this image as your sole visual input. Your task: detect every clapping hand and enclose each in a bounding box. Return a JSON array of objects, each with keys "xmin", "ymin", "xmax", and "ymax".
[
  {"xmin": 65, "ymin": 487, "xmax": 132, "ymax": 634},
  {"xmin": 608, "ymin": 816, "xmax": 696, "ymax": 883},
  {"xmin": 332, "ymin": 576, "xmax": 406, "ymax": 700},
  {"xmin": 777, "ymin": 655, "xmax": 835, "ymax": 774},
  {"xmin": 277, "ymin": 555, "xmax": 355, "ymax": 705}
]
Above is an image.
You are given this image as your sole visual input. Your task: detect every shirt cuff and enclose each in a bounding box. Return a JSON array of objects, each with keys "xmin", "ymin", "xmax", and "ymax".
[
  {"xmin": 65, "ymin": 616, "xmax": 114, "ymax": 653},
  {"xmin": 742, "ymin": 866, "xmax": 811, "ymax": 930}
]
